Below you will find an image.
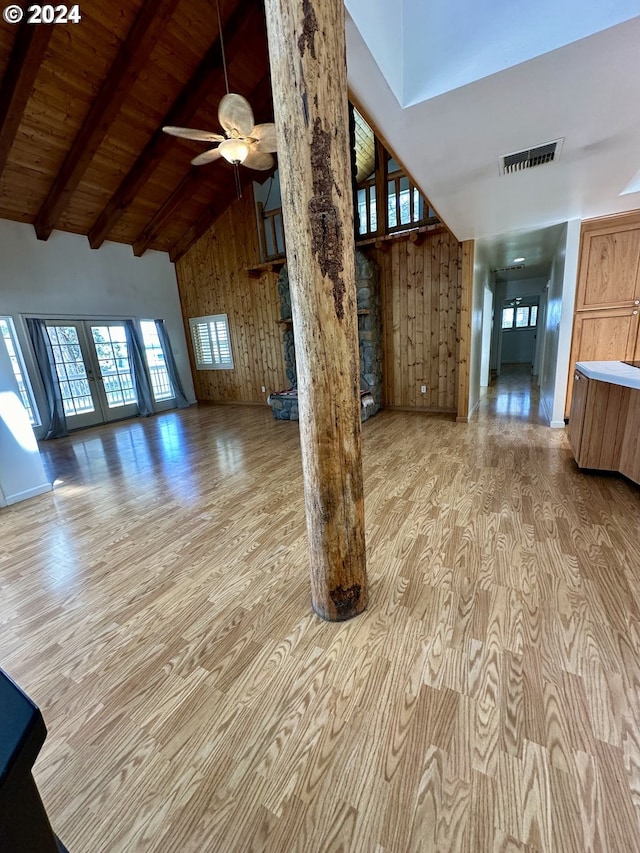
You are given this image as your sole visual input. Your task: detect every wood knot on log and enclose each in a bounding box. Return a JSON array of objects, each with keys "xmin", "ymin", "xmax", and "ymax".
[
  {"xmin": 297, "ymin": 0, "xmax": 318, "ymax": 59},
  {"xmin": 308, "ymin": 118, "xmax": 345, "ymax": 319},
  {"xmin": 330, "ymin": 584, "xmax": 362, "ymax": 616}
]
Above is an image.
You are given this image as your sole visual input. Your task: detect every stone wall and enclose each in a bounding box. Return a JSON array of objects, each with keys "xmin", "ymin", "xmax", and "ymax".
[
  {"xmin": 356, "ymin": 251, "xmax": 382, "ymax": 419},
  {"xmin": 270, "ymin": 251, "xmax": 382, "ymax": 421}
]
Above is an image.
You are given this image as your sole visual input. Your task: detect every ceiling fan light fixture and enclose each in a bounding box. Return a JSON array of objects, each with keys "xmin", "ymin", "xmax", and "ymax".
[{"xmin": 219, "ymin": 138, "xmax": 250, "ymax": 165}]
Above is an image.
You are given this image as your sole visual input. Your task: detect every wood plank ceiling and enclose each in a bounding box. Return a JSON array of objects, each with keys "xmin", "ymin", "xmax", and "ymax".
[{"xmin": 0, "ymin": 0, "xmax": 274, "ymax": 261}]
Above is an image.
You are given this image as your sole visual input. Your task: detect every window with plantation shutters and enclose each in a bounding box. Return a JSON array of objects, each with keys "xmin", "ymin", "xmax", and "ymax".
[{"xmin": 189, "ymin": 314, "xmax": 234, "ymax": 370}]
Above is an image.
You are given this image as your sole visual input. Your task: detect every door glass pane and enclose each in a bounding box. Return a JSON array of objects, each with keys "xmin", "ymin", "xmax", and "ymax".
[
  {"xmin": 46, "ymin": 325, "xmax": 95, "ymax": 416},
  {"xmin": 515, "ymin": 306, "xmax": 529, "ymax": 327},
  {"xmin": 502, "ymin": 308, "xmax": 514, "ymax": 328},
  {"xmin": 90, "ymin": 325, "xmax": 137, "ymax": 408},
  {"xmin": 530, "ymin": 305, "xmax": 538, "ymax": 326}
]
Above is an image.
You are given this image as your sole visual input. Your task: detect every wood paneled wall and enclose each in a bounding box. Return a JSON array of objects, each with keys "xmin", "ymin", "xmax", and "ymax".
[
  {"xmin": 176, "ymin": 194, "xmax": 463, "ymax": 412},
  {"xmin": 175, "ymin": 188, "xmax": 287, "ymax": 403},
  {"xmin": 369, "ymin": 231, "xmax": 462, "ymax": 412}
]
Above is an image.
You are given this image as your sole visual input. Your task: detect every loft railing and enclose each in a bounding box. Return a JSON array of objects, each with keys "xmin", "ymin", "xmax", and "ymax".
[
  {"xmin": 357, "ymin": 170, "xmax": 438, "ymax": 238},
  {"xmin": 257, "ymin": 170, "xmax": 440, "ymax": 262}
]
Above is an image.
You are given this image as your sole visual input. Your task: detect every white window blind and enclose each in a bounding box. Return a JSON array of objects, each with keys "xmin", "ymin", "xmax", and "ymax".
[{"xmin": 189, "ymin": 314, "xmax": 234, "ymax": 370}]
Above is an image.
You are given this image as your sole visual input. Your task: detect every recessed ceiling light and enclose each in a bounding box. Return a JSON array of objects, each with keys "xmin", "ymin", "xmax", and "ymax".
[{"xmin": 513, "ymin": 257, "xmax": 525, "ymax": 263}]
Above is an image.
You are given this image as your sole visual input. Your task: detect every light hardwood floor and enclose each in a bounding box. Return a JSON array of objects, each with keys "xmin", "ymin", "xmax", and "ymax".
[{"xmin": 2, "ymin": 368, "xmax": 640, "ymax": 852}]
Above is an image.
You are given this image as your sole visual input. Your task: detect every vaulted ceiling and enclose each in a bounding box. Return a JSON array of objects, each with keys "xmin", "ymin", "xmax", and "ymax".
[
  {"xmin": 3, "ymin": 0, "xmax": 638, "ymax": 277},
  {"xmin": 0, "ymin": 0, "xmax": 274, "ymax": 262}
]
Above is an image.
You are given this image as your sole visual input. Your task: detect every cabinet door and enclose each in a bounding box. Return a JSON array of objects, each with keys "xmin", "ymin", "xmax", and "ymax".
[
  {"xmin": 619, "ymin": 390, "xmax": 640, "ymax": 486},
  {"xmin": 565, "ymin": 306, "xmax": 640, "ymax": 416},
  {"xmin": 575, "ymin": 213, "xmax": 640, "ymax": 311},
  {"xmin": 568, "ymin": 371, "xmax": 588, "ymax": 461}
]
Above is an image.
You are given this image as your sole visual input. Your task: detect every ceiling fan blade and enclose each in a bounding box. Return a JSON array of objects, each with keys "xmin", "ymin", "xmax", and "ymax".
[
  {"xmin": 218, "ymin": 94, "xmax": 254, "ymax": 137},
  {"xmin": 191, "ymin": 148, "xmax": 223, "ymax": 166},
  {"xmin": 163, "ymin": 126, "xmax": 224, "ymax": 142},
  {"xmin": 251, "ymin": 123, "xmax": 277, "ymax": 153},
  {"xmin": 243, "ymin": 150, "xmax": 275, "ymax": 171}
]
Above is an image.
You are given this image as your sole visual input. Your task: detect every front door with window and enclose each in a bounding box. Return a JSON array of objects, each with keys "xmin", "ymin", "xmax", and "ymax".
[{"xmin": 46, "ymin": 321, "xmax": 138, "ymax": 428}]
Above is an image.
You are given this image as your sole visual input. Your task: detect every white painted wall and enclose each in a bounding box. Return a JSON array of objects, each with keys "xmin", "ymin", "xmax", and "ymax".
[
  {"xmin": 0, "ymin": 334, "xmax": 51, "ymax": 506},
  {"xmin": 533, "ymin": 289, "xmax": 548, "ymax": 378},
  {"xmin": 480, "ymin": 285, "xmax": 493, "ymax": 387},
  {"xmin": 501, "ymin": 327, "xmax": 537, "ymax": 364},
  {"xmin": 0, "ymin": 221, "xmax": 195, "ymax": 436},
  {"xmin": 466, "ymin": 244, "xmax": 491, "ymax": 419},
  {"xmin": 539, "ymin": 219, "xmax": 581, "ymax": 426}
]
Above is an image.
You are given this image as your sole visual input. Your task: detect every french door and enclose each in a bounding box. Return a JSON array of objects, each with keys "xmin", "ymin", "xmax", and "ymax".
[{"xmin": 45, "ymin": 321, "xmax": 139, "ymax": 429}]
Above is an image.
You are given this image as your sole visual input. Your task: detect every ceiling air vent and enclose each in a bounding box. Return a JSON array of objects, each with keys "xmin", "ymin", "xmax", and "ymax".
[
  {"xmin": 499, "ymin": 138, "xmax": 563, "ymax": 175},
  {"xmin": 492, "ymin": 264, "xmax": 525, "ymax": 273}
]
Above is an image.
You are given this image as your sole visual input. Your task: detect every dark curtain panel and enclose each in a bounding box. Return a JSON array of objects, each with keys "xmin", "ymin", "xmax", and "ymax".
[
  {"xmin": 155, "ymin": 320, "xmax": 190, "ymax": 409},
  {"xmin": 124, "ymin": 320, "xmax": 154, "ymax": 417},
  {"xmin": 26, "ymin": 317, "xmax": 68, "ymax": 439}
]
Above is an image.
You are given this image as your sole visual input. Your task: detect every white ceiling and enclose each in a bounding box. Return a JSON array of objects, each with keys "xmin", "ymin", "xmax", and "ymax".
[
  {"xmin": 477, "ymin": 223, "xmax": 567, "ymax": 283},
  {"xmin": 345, "ymin": 3, "xmax": 640, "ymax": 278}
]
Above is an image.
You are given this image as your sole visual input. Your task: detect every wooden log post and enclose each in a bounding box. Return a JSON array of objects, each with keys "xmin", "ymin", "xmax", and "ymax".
[{"xmin": 264, "ymin": 0, "xmax": 368, "ymax": 621}]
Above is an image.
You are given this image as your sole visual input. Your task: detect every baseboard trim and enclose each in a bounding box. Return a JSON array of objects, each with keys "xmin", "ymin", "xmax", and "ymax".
[{"xmin": 6, "ymin": 483, "xmax": 53, "ymax": 506}]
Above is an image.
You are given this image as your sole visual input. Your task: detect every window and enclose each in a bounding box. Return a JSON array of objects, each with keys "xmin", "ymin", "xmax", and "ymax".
[
  {"xmin": 189, "ymin": 314, "xmax": 234, "ymax": 370},
  {"xmin": 0, "ymin": 317, "xmax": 39, "ymax": 425},
  {"xmin": 357, "ymin": 183, "xmax": 377, "ymax": 236},
  {"xmin": 388, "ymin": 176, "xmax": 424, "ymax": 230},
  {"xmin": 501, "ymin": 307, "xmax": 514, "ymax": 329},
  {"xmin": 515, "ymin": 306, "xmax": 529, "ymax": 328},
  {"xmin": 140, "ymin": 320, "xmax": 174, "ymax": 401},
  {"xmin": 501, "ymin": 304, "xmax": 538, "ymax": 329}
]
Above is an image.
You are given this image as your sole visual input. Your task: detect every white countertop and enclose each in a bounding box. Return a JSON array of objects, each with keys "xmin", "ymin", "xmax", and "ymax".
[{"xmin": 576, "ymin": 360, "xmax": 640, "ymax": 390}]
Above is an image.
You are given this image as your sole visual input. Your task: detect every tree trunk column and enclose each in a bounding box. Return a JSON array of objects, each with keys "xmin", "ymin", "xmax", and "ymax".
[{"xmin": 264, "ymin": 0, "xmax": 368, "ymax": 621}]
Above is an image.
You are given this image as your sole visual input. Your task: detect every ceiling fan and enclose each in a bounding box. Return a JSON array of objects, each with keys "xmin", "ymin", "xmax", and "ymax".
[
  {"xmin": 162, "ymin": 0, "xmax": 275, "ymax": 174},
  {"xmin": 162, "ymin": 94, "xmax": 277, "ymax": 171}
]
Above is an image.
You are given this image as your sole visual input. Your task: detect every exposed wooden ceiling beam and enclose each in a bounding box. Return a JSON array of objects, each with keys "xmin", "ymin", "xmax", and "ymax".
[
  {"xmin": 88, "ymin": 0, "xmax": 257, "ymax": 250},
  {"xmin": 169, "ymin": 172, "xmax": 257, "ymax": 264},
  {"xmin": 134, "ymin": 71, "xmax": 273, "ymax": 258},
  {"xmin": 132, "ymin": 168, "xmax": 202, "ymax": 257},
  {"xmin": 33, "ymin": 0, "xmax": 181, "ymax": 242},
  {"xmin": 0, "ymin": 22, "xmax": 54, "ymax": 178}
]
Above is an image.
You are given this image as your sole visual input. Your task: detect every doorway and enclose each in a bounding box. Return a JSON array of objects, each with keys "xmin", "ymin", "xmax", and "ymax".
[{"xmin": 45, "ymin": 321, "xmax": 138, "ymax": 429}]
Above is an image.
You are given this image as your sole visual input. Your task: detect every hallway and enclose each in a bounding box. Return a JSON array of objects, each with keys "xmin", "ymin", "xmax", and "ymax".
[{"xmin": 482, "ymin": 364, "xmax": 547, "ymax": 424}]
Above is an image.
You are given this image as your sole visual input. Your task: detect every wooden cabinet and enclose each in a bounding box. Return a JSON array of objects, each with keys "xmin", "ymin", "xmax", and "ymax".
[
  {"xmin": 566, "ymin": 210, "xmax": 640, "ymax": 416},
  {"xmin": 568, "ymin": 369, "xmax": 640, "ymax": 485},
  {"xmin": 619, "ymin": 391, "xmax": 640, "ymax": 484},
  {"xmin": 567, "ymin": 370, "xmax": 589, "ymax": 460},
  {"xmin": 575, "ymin": 214, "xmax": 640, "ymax": 310},
  {"xmin": 571, "ymin": 307, "xmax": 640, "ymax": 365}
]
